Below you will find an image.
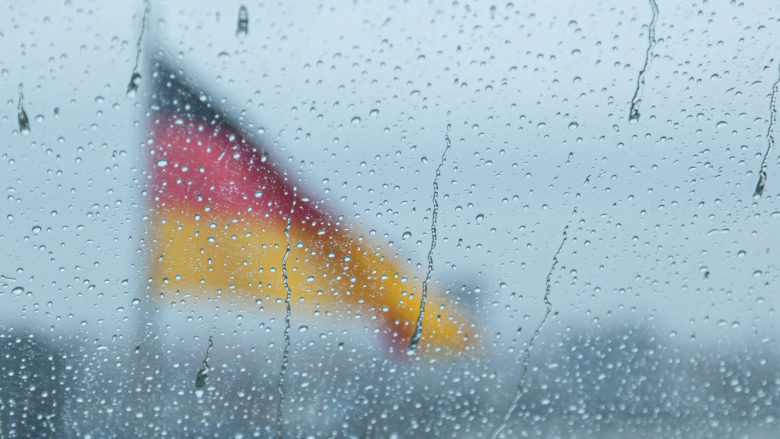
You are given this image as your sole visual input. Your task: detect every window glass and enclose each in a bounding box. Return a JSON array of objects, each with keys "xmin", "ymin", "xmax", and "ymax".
[{"xmin": 2, "ymin": 1, "xmax": 778, "ymax": 437}]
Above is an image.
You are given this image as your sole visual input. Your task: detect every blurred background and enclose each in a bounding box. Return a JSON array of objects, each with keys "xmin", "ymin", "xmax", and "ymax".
[{"xmin": 1, "ymin": 0, "xmax": 779, "ymax": 437}]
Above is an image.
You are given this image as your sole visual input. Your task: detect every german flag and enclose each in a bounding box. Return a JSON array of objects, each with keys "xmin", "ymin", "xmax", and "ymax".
[{"xmin": 145, "ymin": 60, "xmax": 477, "ymax": 356}]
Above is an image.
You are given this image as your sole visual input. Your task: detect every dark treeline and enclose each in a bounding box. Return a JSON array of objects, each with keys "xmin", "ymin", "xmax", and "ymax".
[{"xmin": 1, "ymin": 322, "xmax": 777, "ymax": 437}]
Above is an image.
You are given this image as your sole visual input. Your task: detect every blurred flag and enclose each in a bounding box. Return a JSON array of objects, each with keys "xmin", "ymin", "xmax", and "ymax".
[{"xmin": 144, "ymin": 60, "xmax": 477, "ymax": 356}]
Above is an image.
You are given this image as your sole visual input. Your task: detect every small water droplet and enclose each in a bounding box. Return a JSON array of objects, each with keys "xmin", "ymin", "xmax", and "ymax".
[
  {"xmin": 236, "ymin": 6, "xmax": 249, "ymax": 37},
  {"xmin": 298, "ymin": 325, "xmax": 308, "ymax": 333},
  {"xmin": 402, "ymin": 231, "xmax": 412, "ymax": 239},
  {"xmin": 12, "ymin": 286, "xmax": 24, "ymax": 296},
  {"xmin": 156, "ymin": 159, "xmax": 168, "ymax": 167},
  {"xmin": 350, "ymin": 116, "xmax": 361, "ymax": 125}
]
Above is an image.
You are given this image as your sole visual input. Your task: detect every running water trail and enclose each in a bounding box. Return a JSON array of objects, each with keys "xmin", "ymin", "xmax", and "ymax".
[
  {"xmin": 127, "ymin": 0, "xmax": 150, "ymax": 97},
  {"xmin": 275, "ymin": 197, "xmax": 296, "ymax": 438},
  {"xmin": 194, "ymin": 336, "xmax": 214, "ymax": 390},
  {"xmin": 490, "ymin": 225, "xmax": 568, "ymax": 439},
  {"xmin": 628, "ymin": 0, "xmax": 659, "ymax": 122},
  {"xmin": 407, "ymin": 124, "xmax": 452, "ymax": 355},
  {"xmin": 754, "ymin": 63, "xmax": 780, "ymax": 198}
]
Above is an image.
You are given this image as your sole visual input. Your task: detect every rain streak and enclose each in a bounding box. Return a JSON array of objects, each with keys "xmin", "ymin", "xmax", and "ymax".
[
  {"xmin": 628, "ymin": 0, "xmax": 659, "ymax": 122},
  {"xmin": 408, "ymin": 123, "xmax": 452, "ymax": 354},
  {"xmin": 754, "ymin": 62, "xmax": 780, "ymax": 198},
  {"xmin": 126, "ymin": 0, "xmax": 150, "ymax": 97},
  {"xmin": 490, "ymin": 224, "xmax": 568, "ymax": 439},
  {"xmin": 275, "ymin": 198, "xmax": 296, "ymax": 439}
]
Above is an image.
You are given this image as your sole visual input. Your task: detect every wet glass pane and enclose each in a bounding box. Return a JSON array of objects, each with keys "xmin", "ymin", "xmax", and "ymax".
[{"xmin": 2, "ymin": 1, "xmax": 779, "ymax": 437}]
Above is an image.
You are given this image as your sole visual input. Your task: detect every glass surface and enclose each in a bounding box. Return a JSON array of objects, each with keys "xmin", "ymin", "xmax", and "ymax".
[{"xmin": 1, "ymin": 1, "xmax": 778, "ymax": 437}]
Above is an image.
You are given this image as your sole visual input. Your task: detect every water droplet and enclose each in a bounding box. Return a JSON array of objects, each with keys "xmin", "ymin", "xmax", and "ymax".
[
  {"xmin": 31, "ymin": 226, "xmax": 41, "ymax": 234},
  {"xmin": 195, "ymin": 369, "xmax": 208, "ymax": 389},
  {"xmin": 156, "ymin": 159, "xmax": 168, "ymax": 167},
  {"xmin": 754, "ymin": 170, "xmax": 767, "ymax": 198},
  {"xmin": 17, "ymin": 110, "xmax": 30, "ymax": 134},
  {"xmin": 350, "ymin": 116, "xmax": 361, "ymax": 125},
  {"xmin": 254, "ymin": 190, "xmax": 263, "ymax": 198},
  {"xmin": 402, "ymin": 231, "xmax": 412, "ymax": 239},
  {"xmin": 12, "ymin": 286, "xmax": 24, "ymax": 296},
  {"xmin": 406, "ymin": 330, "xmax": 421, "ymax": 355},
  {"xmin": 17, "ymin": 84, "xmax": 30, "ymax": 134},
  {"xmin": 126, "ymin": 72, "xmax": 141, "ymax": 97},
  {"xmin": 629, "ymin": 109, "xmax": 640, "ymax": 123},
  {"xmin": 298, "ymin": 325, "xmax": 308, "ymax": 333},
  {"xmin": 236, "ymin": 6, "xmax": 249, "ymax": 37}
]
